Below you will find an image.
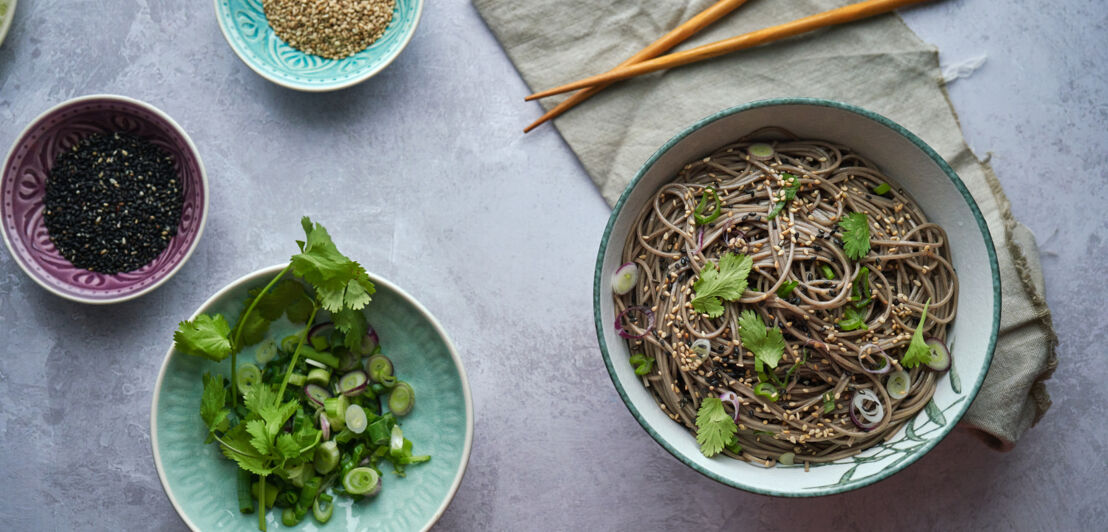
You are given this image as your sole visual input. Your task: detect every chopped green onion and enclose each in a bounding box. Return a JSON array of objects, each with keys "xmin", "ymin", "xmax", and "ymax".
[
  {"xmin": 388, "ymin": 382, "xmax": 415, "ymax": 416},
  {"xmin": 820, "ymin": 264, "xmax": 835, "ymax": 279},
  {"xmin": 255, "ymin": 339, "xmax": 277, "ymax": 364},
  {"xmin": 873, "ymin": 183, "xmax": 891, "ymax": 195},
  {"xmin": 323, "ymin": 395, "xmax": 350, "ymax": 431},
  {"xmin": 282, "ymin": 508, "xmax": 299, "ymax": 527},
  {"xmin": 313, "ymin": 441, "xmax": 340, "ymax": 474},
  {"xmin": 822, "ymin": 392, "xmax": 835, "ymax": 413},
  {"xmin": 342, "ymin": 467, "xmax": 380, "ymax": 496},
  {"xmin": 367, "ymin": 417, "xmax": 391, "ymax": 446},
  {"xmin": 287, "ymin": 372, "xmax": 307, "ymax": 387},
  {"xmin": 767, "ymin": 173, "xmax": 800, "ymax": 220},
  {"xmin": 346, "ymin": 404, "xmax": 368, "ymax": 433},
  {"xmin": 366, "ymin": 354, "xmax": 394, "ymax": 384},
  {"xmin": 693, "ymin": 187, "xmax": 722, "ymax": 225},
  {"xmin": 312, "ymin": 494, "xmax": 334, "ymax": 523},
  {"xmin": 753, "ymin": 382, "xmax": 779, "ymax": 401},
  {"xmin": 747, "ymin": 143, "xmax": 774, "ymax": 160},
  {"xmin": 850, "ymin": 266, "xmax": 871, "ymax": 307},
  {"xmin": 776, "ymin": 280, "xmax": 799, "ymax": 298},
  {"xmin": 886, "ymin": 369, "xmax": 911, "ymax": 400},
  {"xmin": 237, "ymin": 469, "xmax": 255, "ymax": 514},
  {"xmin": 306, "ymin": 367, "xmax": 331, "ymax": 386},
  {"xmin": 236, "ymin": 364, "xmax": 261, "ymax": 395},
  {"xmin": 778, "ymin": 452, "xmax": 795, "ymax": 466}
]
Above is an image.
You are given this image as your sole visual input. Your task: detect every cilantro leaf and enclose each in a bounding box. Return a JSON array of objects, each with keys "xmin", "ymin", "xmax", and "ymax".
[
  {"xmin": 291, "ymin": 217, "xmax": 376, "ymax": 313},
  {"xmin": 695, "ymin": 397, "xmax": 738, "ymax": 457},
  {"xmin": 332, "ymin": 307, "xmax": 367, "ymax": 352},
  {"xmin": 200, "ymin": 373, "xmax": 230, "ymax": 443},
  {"xmin": 900, "ymin": 299, "xmax": 933, "ymax": 368},
  {"xmin": 234, "ymin": 296, "xmax": 271, "ymax": 347},
  {"xmin": 255, "ymin": 279, "xmax": 308, "ymax": 321},
  {"xmin": 839, "ymin": 212, "xmax": 871, "ymax": 261},
  {"xmin": 737, "ymin": 310, "xmax": 785, "ymax": 370},
  {"xmin": 767, "ymin": 173, "xmax": 800, "ymax": 220},
  {"xmin": 246, "ymin": 419, "xmax": 272, "ymax": 456},
  {"xmin": 776, "ymin": 280, "xmax": 799, "ymax": 299},
  {"xmin": 173, "ymin": 314, "xmax": 233, "ymax": 362},
  {"xmin": 692, "ymin": 252, "xmax": 753, "ymax": 318},
  {"xmin": 276, "ymin": 433, "xmax": 301, "ymax": 459},
  {"xmin": 220, "ymin": 424, "xmax": 273, "ymax": 476},
  {"xmin": 837, "ymin": 306, "xmax": 869, "ymax": 331}
]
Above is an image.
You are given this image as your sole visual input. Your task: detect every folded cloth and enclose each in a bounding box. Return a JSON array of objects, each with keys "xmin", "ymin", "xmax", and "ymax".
[{"xmin": 474, "ymin": 0, "xmax": 1057, "ymax": 449}]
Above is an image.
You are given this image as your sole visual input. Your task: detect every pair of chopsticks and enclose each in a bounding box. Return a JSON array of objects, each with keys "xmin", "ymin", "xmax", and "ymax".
[{"xmin": 524, "ymin": 0, "xmax": 932, "ymax": 133}]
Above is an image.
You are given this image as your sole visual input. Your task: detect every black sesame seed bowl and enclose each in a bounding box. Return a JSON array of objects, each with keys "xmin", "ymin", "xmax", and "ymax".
[{"xmin": 1, "ymin": 95, "xmax": 208, "ymax": 304}]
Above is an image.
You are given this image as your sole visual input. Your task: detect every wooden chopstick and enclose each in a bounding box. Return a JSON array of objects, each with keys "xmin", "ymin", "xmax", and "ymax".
[
  {"xmin": 526, "ymin": 0, "xmax": 932, "ymax": 102},
  {"xmin": 523, "ymin": 0, "xmax": 750, "ymax": 133}
]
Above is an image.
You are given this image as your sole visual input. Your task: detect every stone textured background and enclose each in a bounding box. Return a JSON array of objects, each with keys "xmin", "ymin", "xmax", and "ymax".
[{"xmin": 0, "ymin": 0, "xmax": 1103, "ymax": 530}]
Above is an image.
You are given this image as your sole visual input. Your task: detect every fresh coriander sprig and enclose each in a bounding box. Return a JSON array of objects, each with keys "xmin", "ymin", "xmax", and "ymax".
[
  {"xmin": 839, "ymin": 212, "xmax": 871, "ymax": 260},
  {"xmin": 900, "ymin": 299, "xmax": 933, "ymax": 368},
  {"xmin": 695, "ymin": 397, "xmax": 737, "ymax": 457},
  {"xmin": 691, "ymin": 252, "xmax": 752, "ymax": 318}
]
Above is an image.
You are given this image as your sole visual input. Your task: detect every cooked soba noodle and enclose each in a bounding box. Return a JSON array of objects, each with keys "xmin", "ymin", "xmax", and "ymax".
[{"xmin": 614, "ymin": 137, "xmax": 958, "ymax": 465}]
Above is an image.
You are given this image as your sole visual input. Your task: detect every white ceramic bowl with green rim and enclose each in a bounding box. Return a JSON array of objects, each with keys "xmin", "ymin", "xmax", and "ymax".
[
  {"xmin": 152, "ymin": 264, "xmax": 473, "ymax": 529},
  {"xmin": 594, "ymin": 98, "xmax": 1000, "ymax": 496}
]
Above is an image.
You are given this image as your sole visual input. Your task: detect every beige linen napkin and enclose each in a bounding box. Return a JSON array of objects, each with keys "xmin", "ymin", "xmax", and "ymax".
[{"xmin": 474, "ymin": 0, "xmax": 1057, "ymax": 449}]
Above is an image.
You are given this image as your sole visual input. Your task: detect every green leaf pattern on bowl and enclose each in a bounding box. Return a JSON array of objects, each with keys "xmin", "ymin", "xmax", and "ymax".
[{"xmin": 217, "ymin": 0, "xmax": 420, "ymax": 88}]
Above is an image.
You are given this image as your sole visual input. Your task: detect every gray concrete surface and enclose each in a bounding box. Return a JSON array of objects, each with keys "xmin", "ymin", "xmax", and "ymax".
[{"xmin": 0, "ymin": 0, "xmax": 1104, "ymax": 530}]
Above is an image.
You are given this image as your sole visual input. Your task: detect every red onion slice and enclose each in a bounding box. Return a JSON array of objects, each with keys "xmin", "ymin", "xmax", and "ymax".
[
  {"xmin": 615, "ymin": 306, "xmax": 655, "ymax": 339},
  {"xmin": 320, "ymin": 411, "xmax": 331, "ymax": 440},
  {"xmin": 359, "ymin": 325, "xmax": 380, "ymax": 356},
  {"xmin": 696, "ymin": 228, "xmax": 705, "ymax": 253},
  {"xmin": 923, "ymin": 337, "xmax": 952, "ymax": 371},
  {"xmin": 719, "ymin": 391, "xmax": 742, "ymax": 422},
  {"xmin": 857, "ymin": 343, "xmax": 893, "ymax": 374},
  {"xmin": 848, "ymin": 389, "xmax": 884, "ymax": 431}
]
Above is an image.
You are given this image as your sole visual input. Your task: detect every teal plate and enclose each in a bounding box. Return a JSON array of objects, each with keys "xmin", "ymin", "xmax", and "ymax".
[
  {"xmin": 152, "ymin": 265, "xmax": 473, "ymax": 531},
  {"xmin": 214, "ymin": 0, "xmax": 424, "ymax": 91}
]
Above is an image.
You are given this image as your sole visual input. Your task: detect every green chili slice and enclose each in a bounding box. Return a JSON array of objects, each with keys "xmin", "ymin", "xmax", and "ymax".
[{"xmin": 693, "ymin": 186, "xmax": 722, "ymax": 225}]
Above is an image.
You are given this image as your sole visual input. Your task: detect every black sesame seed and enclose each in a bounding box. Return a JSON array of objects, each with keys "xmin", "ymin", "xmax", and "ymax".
[{"xmin": 43, "ymin": 132, "xmax": 182, "ymax": 274}]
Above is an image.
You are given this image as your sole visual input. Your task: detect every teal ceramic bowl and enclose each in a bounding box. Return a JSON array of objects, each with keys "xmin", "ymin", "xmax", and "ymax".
[
  {"xmin": 152, "ymin": 265, "xmax": 473, "ymax": 530},
  {"xmin": 595, "ymin": 99, "xmax": 1000, "ymax": 496},
  {"xmin": 214, "ymin": 0, "xmax": 424, "ymax": 91}
]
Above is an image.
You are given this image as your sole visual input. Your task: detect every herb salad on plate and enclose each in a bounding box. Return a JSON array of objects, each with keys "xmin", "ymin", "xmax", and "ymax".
[{"xmin": 170, "ymin": 217, "xmax": 431, "ymax": 530}]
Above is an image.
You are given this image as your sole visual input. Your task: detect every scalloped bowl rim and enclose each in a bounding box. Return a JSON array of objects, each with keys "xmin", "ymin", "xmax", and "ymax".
[
  {"xmin": 150, "ymin": 263, "xmax": 474, "ymax": 531},
  {"xmin": 593, "ymin": 98, "xmax": 1000, "ymax": 497},
  {"xmin": 212, "ymin": 0, "xmax": 426, "ymax": 92},
  {"xmin": 0, "ymin": 93, "xmax": 209, "ymax": 304}
]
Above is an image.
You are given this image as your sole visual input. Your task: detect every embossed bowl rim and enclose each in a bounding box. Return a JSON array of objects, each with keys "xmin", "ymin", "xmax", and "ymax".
[
  {"xmin": 0, "ymin": 94, "xmax": 209, "ymax": 304},
  {"xmin": 212, "ymin": 0, "xmax": 426, "ymax": 92},
  {"xmin": 150, "ymin": 264, "xmax": 475, "ymax": 531}
]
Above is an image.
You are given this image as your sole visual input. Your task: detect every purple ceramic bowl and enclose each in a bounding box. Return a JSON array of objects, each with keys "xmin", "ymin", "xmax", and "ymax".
[{"xmin": 1, "ymin": 95, "xmax": 208, "ymax": 303}]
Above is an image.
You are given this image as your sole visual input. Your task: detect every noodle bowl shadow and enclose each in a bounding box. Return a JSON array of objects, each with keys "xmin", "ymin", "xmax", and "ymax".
[{"xmin": 593, "ymin": 99, "xmax": 1000, "ymax": 497}]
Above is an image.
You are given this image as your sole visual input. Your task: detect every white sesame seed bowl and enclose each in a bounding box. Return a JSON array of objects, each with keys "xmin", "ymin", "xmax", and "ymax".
[
  {"xmin": 594, "ymin": 99, "xmax": 1000, "ymax": 496},
  {"xmin": 215, "ymin": 0, "xmax": 424, "ymax": 92}
]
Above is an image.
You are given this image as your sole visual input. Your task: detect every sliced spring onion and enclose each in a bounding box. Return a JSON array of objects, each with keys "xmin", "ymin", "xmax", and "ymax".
[
  {"xmin": 236, "ymin": 364, "xmax": 261, "ymax": 394},
  {"xmin": 281, "ymin": 507, "xmax": 299, "ymax": 527},
  {"xmin": 339, "ymin": 370, "xmax": 369, "ymax": 396},
  {"xmin": 776, "ymin": 280, "xmax": 799, "ymax": 298},
  {"xmin": 337, "ymin": 349, "xmax": 361, "ymax": 372},
  {"xmin": 693, "ymin": 186, "xmax": 722, "ymax": 225},
  {"xmin": 753, "ymin": 382, "xmax": 779, "ymax": 401},
  {"xmin": 690, "ymin": 338, "xmax": 711, "ymax": 359},
  {"xmin": 747, "ymin": 143, "xmax": 775, "ymax": 160},
  {"xmin": 304, "ymin": 383, "xmax": 331, "ymax": 407},
  {"xmin": 320, "ymin": 411, "xmax": 331, "ymax": 440},
  {"xmin": 313, "ymin": 494, "xmax": 334, "ymax": 523},
  {"xmin": 313, "ymin": 441, "xmax": 340, "ymax": 474},
  {"xmin": 611, "ymin": 262, "xmax": 640, "ymax": 295},
  {"xmin": 359, "ymin": 325, "xmax": 380, "ymax": 356},
  {"xmin": 886, "ymin": 370, "xmax": 911, "ymax": 400},
  {"xmin": 778, "ymin": 452, "xmax": 796, "ymax": 466},
  {"xmin": 389, "ymin": 382, "xmax": 415, "ymax": 416},
  {"xmin": 324, "ymin": 395, "xmax": 350, "ymax": 431},
  {"xmin": 345, "ymin": 404, "xmax": 368, "ymax": 434},
  {"xmin": 390, "ymin": 425, "xmax": 404, "ymax": 456},
  {"xmin": 343, "ymin": 467, "xmax": 380, "ymax": 496},
  {"xmin": 255, "ymin": 339, "xmax": 277, "ymax": 364},
  {"xmin": 857, "ymin": 343, "xmax": 893, "ymax": 374},
  {"xmin": 306, "ymin": 368, "xmax": 331, "ymax": 386},
  {"xmin": 305, "ymin": 357, "xmax": 327, "ymax": 370},
  {"xmin": 924, "ymin": 337, "xmax": 952, "ymax": 371},
  {"xmin": 288, "ymin": 372, "xmax": 307, "ymax": 387},
  {"xmin": 366, "ymin": 355, "xmax": 394, "ymax": 384},
  {"xmin": 821, "ymin": 264, "xmax": 835, "ymax": 279},
  {"xmin": 872, "ymin": 183, "xmax": 891, "ymax": 195},
  {"xmin": 822, "ymin": 392, "xmax": 836, "ymax": 413},
  {"xmin": 614, "ymin": 306, "xmax": 655, "ymax": 339}
]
